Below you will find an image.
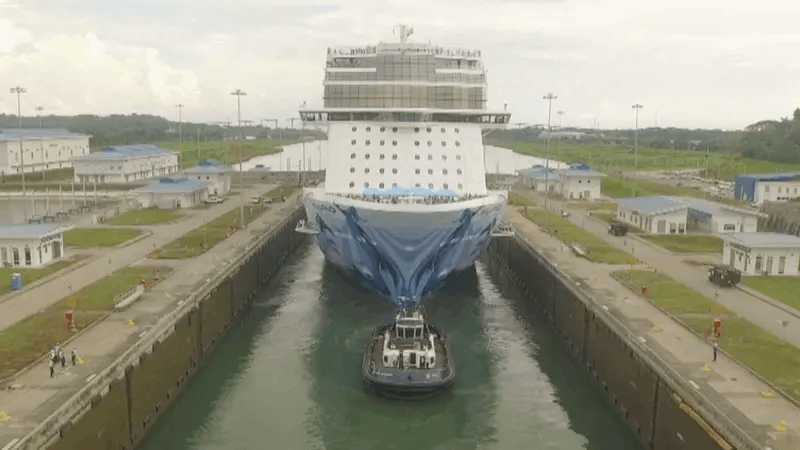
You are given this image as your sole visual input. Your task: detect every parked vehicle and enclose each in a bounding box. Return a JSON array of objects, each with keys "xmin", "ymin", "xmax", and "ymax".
[
  {"xmin": 250, "ymin": 196, "xmax": 262, "ymax": 204},
  {"xmin": 205, "ymin": 196, "xmax": 224, "ymax": 204},
  {"xmin": 708, "ymin": 265, "xmax": 741, "ymax": 287},
  {"xmin": 608, "ymin": 220, "xmax": 629, "ymax": 236}
]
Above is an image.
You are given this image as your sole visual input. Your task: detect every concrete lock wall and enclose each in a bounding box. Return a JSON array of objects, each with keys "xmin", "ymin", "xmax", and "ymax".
[
  {"xmin": 17, "ymin": 206, "xmax": 307, "ymax": 450},
  {"xmin": 486, "ymin": 236, "xmax": 746, "ymax": 450}
]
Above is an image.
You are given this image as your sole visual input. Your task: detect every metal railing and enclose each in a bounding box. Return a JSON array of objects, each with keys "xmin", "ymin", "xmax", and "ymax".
[
  {"xmin": 10, "ymin": 204, "xmax": 305, "ymax": 450},
  {"xmin": 509, "ymin": 235, "xmax": 764, "ymax": 450}
]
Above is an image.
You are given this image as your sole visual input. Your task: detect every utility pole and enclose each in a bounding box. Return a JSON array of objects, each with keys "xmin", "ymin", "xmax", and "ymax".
[
  {"xmin": 10, "ymin": 86, "xmax": 26, "ymax": 196},
  {"xmin": 543, "ymin": 93, "xmax": 557, "ymax": 221},
  {"xmin": 238, "ymin": 144, "xmax": 245, "ymax": 229},
  {"xmin": 197, "ymin": 128, "xmax": 201, "ymax": 161},
  {"xmin": 556, "ymin": 110, "xmax": 564, "ymax": 162},
  {"xmin": 632, "ymin": 103, "xmax": 644, "ymax": 197},
  {"xmin": 36, "ymin": 106, "xmax": 44, "ymax": 128},
  {"xmin": 175, "ymin": 104, "xmax": 184, "ymax": 143},
  {"xmin": 230, "ymin": 89, "xmax": 246, "ymax": 128}
]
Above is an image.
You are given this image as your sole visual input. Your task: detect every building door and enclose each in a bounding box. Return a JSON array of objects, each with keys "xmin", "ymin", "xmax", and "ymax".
[
  {"xmin": 584, "ymin": 190, "xmax": 590, "ymax": 199},
  {"xmin": 53, "ymin": 241, "xmax": 62, "ymax": 259},
  {"xmin": 657, "ymin": 220, "xmax": 666, "ymax": 233},
  {"xmin": 729, "ymin": 249, "xmax": 735, "ymax": 267},
  {"xmin": 779, "ymin": 256, "xmax": 786, "ymax": 274},
  {"xmin": 12, "ymin": 247, "xmax": 19, "ymax": 266},
  {"xmin": 0, "ymin": 247, "xmax": 6, "ymax": 265},
  {"xmin": 766, "ymin": 257, "xmax": 773, "ymax": 274}
]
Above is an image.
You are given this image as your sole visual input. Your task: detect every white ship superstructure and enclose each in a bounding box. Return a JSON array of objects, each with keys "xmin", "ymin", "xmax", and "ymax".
[{"xmin": 298, "ymin": 26, "xmax": 512, "ymax": 308}]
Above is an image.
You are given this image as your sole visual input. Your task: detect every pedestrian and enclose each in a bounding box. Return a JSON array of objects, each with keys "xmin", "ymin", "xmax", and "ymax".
[
  {"xmin": 71, "ymin": 349, "xmax": 77, "ymax": 366},
  {"xmin": 713, "ymin": 341, "xmax": 719, "ymax": 362},
  {"xmin": 49, "ymin": 359, "xmax": 54, "ymax": 378},
  {"xmin": 59, "ymin": 348, "xmax": 65, "ymax": 368}
]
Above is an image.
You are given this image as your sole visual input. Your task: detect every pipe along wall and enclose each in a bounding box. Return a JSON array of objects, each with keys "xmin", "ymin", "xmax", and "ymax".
[
  {"xmin": 25, "ymin": 207, "xmax": 307, "ymax": 450},
  {"xmin": 486, "ymin": 236, "xmax": 749, "ymax": 450}
]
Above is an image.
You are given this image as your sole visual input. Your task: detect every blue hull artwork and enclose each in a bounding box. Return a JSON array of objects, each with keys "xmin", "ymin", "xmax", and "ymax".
[{"xmin": 303, "ymin": 194, "xmax": 505, "ymax": 308}]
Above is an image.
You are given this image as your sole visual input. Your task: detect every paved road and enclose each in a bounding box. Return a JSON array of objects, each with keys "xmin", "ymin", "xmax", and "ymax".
[
  {"xmin": 0, "ymin": 186, "xmax": 276, "ymax": 332},
  {"xmin": 507, "ymin": 206, "xmax": 800, "ymax": 449},
  {"xmin": 0, "ymin": 190, "xmax": 301, "ymax": 445}
]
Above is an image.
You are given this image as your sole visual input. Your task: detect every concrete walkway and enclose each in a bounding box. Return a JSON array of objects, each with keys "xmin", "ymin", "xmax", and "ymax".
[
  {"xmin": 0, "ymin": 185, "xmax": 276, "ymax": 332},
  {"xmin": 507, "ymin": 206, "xmax": 800, "ymax": 449},
  {"xmin": 0, "ymin": 190, "xmax": 301, "ymax": 445}
]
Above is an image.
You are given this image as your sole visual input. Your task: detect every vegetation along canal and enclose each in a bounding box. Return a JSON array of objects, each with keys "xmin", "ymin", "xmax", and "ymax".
[{"xmin": 140, "ymin": 241, "xmax": 640, "ymax": 449}]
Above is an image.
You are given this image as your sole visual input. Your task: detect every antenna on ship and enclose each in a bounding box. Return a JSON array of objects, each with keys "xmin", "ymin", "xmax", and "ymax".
[{"xmin": 394, "ymin": 24, "xmax": 414, "ymax": 44}]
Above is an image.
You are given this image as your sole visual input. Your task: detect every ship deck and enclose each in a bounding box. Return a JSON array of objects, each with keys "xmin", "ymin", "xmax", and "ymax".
[{"xmin": 370, "ymin": 332, "xmax": 447, "ymax": 370}]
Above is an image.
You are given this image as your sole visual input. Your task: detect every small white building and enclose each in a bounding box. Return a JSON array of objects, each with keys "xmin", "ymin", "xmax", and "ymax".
[
  {"xmin": 132, "ymin": 177, "xmax": 209, "ymax": 209},
  {"xmin": 72, "ymin": 144, "xmax": 180, "ymax": 184},
  {"xmin": 557, "ymin": 167, "xmax": 606, "ymax": 200},
  {"xmin": 0, "ymin": 128, "xmax": 91, "ymax": 175},
  {"xmin": 735, "ymin": 172, "xmax": 800, "ymax": 204},
  {"xmin": 723, "ymin": 232, "xmax": 800, "ymax": 276},
  {"xmin": 681, "ymin": 197, "xmax": 766, "ymax": 233},
  {"xmin": 616, "ymin": 196, "xmax": 689, "ymax": 234},
  {"xmin": 0, "ymin": 223, "xmax": 72, "ymax": 268},
  {"xmin": 181, "ymin": 159, "xmax": 232, "ymax": 196}
]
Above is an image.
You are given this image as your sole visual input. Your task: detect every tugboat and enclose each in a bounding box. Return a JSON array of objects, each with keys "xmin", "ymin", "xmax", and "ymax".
[{"xmin": 362, "ymin": 307, "xmax": 456, "ymax": 399}]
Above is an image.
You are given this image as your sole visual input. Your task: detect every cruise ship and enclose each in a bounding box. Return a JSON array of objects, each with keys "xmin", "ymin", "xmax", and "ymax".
[{"xmin": 297, "ymin": 26, "xmax": 512, "ymax": 309}]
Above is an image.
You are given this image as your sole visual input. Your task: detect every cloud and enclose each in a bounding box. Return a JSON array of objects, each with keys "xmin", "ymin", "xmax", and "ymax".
[{"xmin": 0, "ymin": 19, "xmax": 31, "ymax": 53}]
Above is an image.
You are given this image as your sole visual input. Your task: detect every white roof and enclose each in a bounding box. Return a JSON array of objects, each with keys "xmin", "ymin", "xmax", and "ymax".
[{"xmin": 724, "ymin": 232, "xmax": 800, "ymax": 249}]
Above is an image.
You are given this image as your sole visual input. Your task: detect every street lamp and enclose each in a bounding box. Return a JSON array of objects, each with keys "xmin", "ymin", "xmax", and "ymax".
[
  {"xmin": 230, "ymin": 89, "xmax": 246, "ymax": 128},
  {"xmin": 175, "ymin": 104, "xmax": 184, "ymax": 143},
  {"xmin": 36, "ymin": 106, "xmax": 44, "ymax": 128},
  {"xmin": 10, "ymin": 86, "xmax": 26, "ymax": 196},
  {"xmin": 543, "ymin": 93, "xmax": 557, "ymax": 218},
  {"xmin": 632, "ymin": 103, "xmax": 644, "ymax": 197}
]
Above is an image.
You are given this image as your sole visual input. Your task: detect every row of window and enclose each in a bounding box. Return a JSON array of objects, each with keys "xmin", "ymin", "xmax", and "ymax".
[
  {"xmin": 351, "ymin": 126, "xmax": 461, "ymax": 133},
  {"xmin": 325, "ymin": 72, "xmax": 486, "ymax": 84},
  {"xmin": 350, "ymin": 139, "xmax": 461, "ymax": 148},
  {"xmin": 349, "ymin": 167, "xmax": 464, "ymax": 175},
  {"xmin": 348, "ymin": 181, "xmax": 465, "ymax": 189},
  {"xmin": 327, "ymin": 55, "xmax": 480, "ymax": 70},
  {"xmin": 350, "ymin": 153, "xmax": 463, "ymax": 161}
]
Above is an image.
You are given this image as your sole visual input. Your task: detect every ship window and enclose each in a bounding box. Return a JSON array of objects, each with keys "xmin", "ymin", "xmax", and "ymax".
[
  {"xmin": 441, "ymin": 128, "xmax": 446, "ymax": 133},
  {"xmin": 379, "ymin": 182, "xmax": 384, "ymax": 188},
  {"xmin": 364, "ymin": 182, "xmax": 369, "ymax": 187},
  {"xmin": 366, "ymin": 127, "xmax": 371, "ymax": 132},
  {"xmin": 458, "ymin": 183, "xmax": 463, "ymax": 189},
  {"xmin": 380, "ymin": 154, "xmax": 385, "ymax": 160},
  {"xmin": 392, "ymin": 154, "xmax": 398, "ymax": 160},
  {"xmin": 428, "ymin": 183, "xmax": 434, "ymax": 189},
  {"xmin": 393, "ymin": 183, "xmax": 398, "ymax": 187},
  {"xmin": 442, "ymin": 155, "xmax": 447, "ymax": 160},
  {"xmin": 414, "ymin": 127, "xmax": 420, "ymax": 133},
  {"xmin": 415, "ymin": 154, "xmax": 420, "ymax": 160},
  {"xmin": 380, "ymin": 127, "xmax": 386, "ymax": 132},
  {"xmin": 392, "ymin": 141, "xmax": 398, "ymax": 146},
  {"xmin": 415, "ymin": 183, "xmax": 421, "ymax": 187},
  {"xmin": 455, "ymin": 128, "xmax": 460, "ymax": 133},
  {"xmin": 443, "ymin": 169, "xmax": 448, "ymax": 175},
  {"xmin": 350, "ymin": 167, "xmax": 355, "ymax": 173},
  {"xmin": 365, "ymin": 168, "xmax": 370, "ymax": 173},
  {"xmin": 392, "ymin": 127, "xmax": 398, "ymax": 132},
  {"xmin": 351, "ymin": 153, "xmax": 356, "ymax": 159},
  {"xmin": 352, "ymin": 126, "xmax": 357, "ymax": 132},
  {"xmin": 455, "ymin": 141, "xmax": 461, "ymax": 147},
  {"xmin": 456, "ymin": 155, "xmax": 462, "ymax": 161},
  {"xmin": 379, "ymin": 168, "xmax": 385, "ymax": 174},
  {"xmin": 427, "ymin": 141, "xmax": 432, "ymax": 147},
  {"xmin": 441, "ymin": 141, "xmax": 447, "ymax": 147},
  {"xmin": 426, "ymin": 127, "xmax": 432, "ymax": 133},
  {"xmin": 392, "ymin": 168, "xmax": 398, "ymax": 174},
  {"xmin": 428, "ymin": 154, "xmax": 433, "ymax": 160},
  {"xmin": 365, "ymin": 154, "xmax": 370, "ymax": 159},
  {"xmin": 351, "ymin": 140, "xmax": 356, "ymax": 145},
  {"xmin": 350, "ymin": 181, "xmax": 355, "ymax": 187},
  {"xmin": 415, "ymin": 141, "xmax": 420, "ymax": 146},
  {"xmin": 415, "ymin": 169, "xmax": 421, "ymax": 174},
  {"xmin": 444, "ymin": 183, "xmax": 449, "ymax": 189},
  {"xmin": 380, "ymin": 140, "xmax": 385, "ymax": 146},
  {"xmin": 457, "ymin": 168, "xmax": 462, "ymax": 174},
  {"xmin": 365, "ymin": 140, "xmax": 371, "ymax": 146},
  {"xmin": 428, "ymin": 169, "xmax": 433, "ymax": 175}
]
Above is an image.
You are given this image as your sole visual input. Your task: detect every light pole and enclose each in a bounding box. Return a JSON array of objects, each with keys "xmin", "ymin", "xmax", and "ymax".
[
  {"xmin": 36, "ymin": 106, "xmax": 44, "ymax": 128},
  {"xmin": 556, "ymin": 110, "xmax": 564, "ymax": 163},
  {"xmin": 543, "ymin": 93, "xmax": 557, "ymax": 218},
  {"xmin": 632, "ymin": 103, "xmax": 644, "ymax": 197},
  {"xmin": 10, "ymin": 86, "xmax": 26, "ymax": 196},
  {"xmin": 175, "ymin": 104, "xmax": 184, "ymax": 143},
  {"xmin": 230, "ymin": 89, "xmax": 246, "ymax": 128}
]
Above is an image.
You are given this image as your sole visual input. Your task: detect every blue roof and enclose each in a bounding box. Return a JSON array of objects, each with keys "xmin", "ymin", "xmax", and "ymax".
[
  {"xmin": 616, "ymin": 196, "xmax": 687, "ymax": 214},
  {"xmin": 75, "ymin": 144, "xmax": 177, "ymax": 160},
  {"xmin": 183, "ymin": 159, "xmax": 230, "ymax": 173},
  {"xmin": 0, "ymin": 223, "xmax": 71, "ymax": 238},
  {"xmin": 0, "ymin": 128, "xmax": 90, "ymax": 141},
  {"xmin": 134, "ymin": 177, "xmax": 209, "ymax": 193},
  {"xmin": 736, "ymin": 172, "xmax": 800, "ymax": 182}
]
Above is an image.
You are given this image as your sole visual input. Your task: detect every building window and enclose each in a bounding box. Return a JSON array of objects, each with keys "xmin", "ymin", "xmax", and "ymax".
[
  {"xmin": 428, "ymin": 154, "xmax": 433, "ymax": 160},
  {"xmin": 723, "ymin": 224, "xmax": 736, "ymax": 231},
  {"xmin": 349, "ymin": 181, "xmax": 355, "ymax": 187},
  {"xmin": 779, "ymin": 256, "xmax": 786, "ymax": 274},
  {"xmin": 379, "ymin": 182, "xmax": 384, "ymax": 188},
  {"xmin": 457, "ymin": 169, "xmax": 463, "ymax": 174},
  {"xmin": 365, "ymin": 140, "xmax": 371, "ymax": 146},
  {"xmin": 380, "ymin": 140, "xmax": 385, "ymax": 146},
  {"xmin": 352, "ymin": 126, "xmax": 357, "ymax": 132},
  {"xmin": 587, "ymin": 180, "xmax": 591, "ymax": 183},
  {"xmin": 755, "ymin": 255, "xmax": 762, "ymax": 272},
  {"xmin": 579, "ymin": 180, "xmax": 582, "ymax": 183},
  {"xmin": 415, "ymin": 169, "xmax": 421, "ymax": 174},
  {"xmin": 350, "ymin": 167, "xmax": 355, "ymax": 173}
]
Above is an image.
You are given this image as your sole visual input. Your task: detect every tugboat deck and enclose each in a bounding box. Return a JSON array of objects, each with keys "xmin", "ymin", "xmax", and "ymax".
[{"xmin": 370, "ymin": 331, "xmax": 448, "ymax": 370}]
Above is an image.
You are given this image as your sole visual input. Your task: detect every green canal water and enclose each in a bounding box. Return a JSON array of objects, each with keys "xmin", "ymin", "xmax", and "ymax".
[{"xmin": 141, "ymin": 242, "xmax": 640, "ymax": 450}]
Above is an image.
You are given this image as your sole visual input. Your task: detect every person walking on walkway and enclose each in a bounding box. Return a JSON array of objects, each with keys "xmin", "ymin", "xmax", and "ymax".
[
  {"xmin": 49, "ymin": 359, "xmax": 55, "ymax": 378},
  {"xmin": 71, "ymin": 349, "xmax": 77, "ymax": 366},
  {"xmin": 713, "ymin": 341, "xmax": 719, "ymax": 362}
]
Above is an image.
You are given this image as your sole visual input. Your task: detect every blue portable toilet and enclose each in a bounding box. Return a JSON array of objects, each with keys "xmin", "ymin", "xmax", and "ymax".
[{"xmin": 11, "ymin": 273, "xmax": 22, "ymax": 291}]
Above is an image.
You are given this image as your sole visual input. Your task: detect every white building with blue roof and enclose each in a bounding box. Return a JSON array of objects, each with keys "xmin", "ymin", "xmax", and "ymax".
[
  {"xmin": 734, "ymin": 172, "xmax": 800, "ymax": 204},
  {"xmin": 0, "ymin": 128, "xmax": 91, "ymax": 175},
  {"xmin": 132, "ymin": 177, "xmax": 209, "ymax": 209},
  {"xmin": 0, "ymin": 223, "xmax": 73, "ymax": 268},
  {"xmin": 72, "ymin": 144, "xmax": 180, "ymax": 184},
  {"xmin": 517, "ymin": 164, "xmax": 606, "ymax": 200},
  {"xmin": 181, "ymin": 159, "xmax": 231, "ymax": 196},
  {"xmin": 723, "ymin": 232, "xmax": 800, "ymax": 276}
]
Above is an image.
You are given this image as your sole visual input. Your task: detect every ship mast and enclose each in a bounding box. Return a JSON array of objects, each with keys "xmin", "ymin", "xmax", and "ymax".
[{"xmin": 395, "ymin": 24, "xmax": 414, "ymax": 44}]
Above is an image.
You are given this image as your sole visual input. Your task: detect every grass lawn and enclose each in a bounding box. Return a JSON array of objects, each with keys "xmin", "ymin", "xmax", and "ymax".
[
  {"xmin": 107, "ymin": 209, "xmax": 183, "ymax": 226},
  {"xmin": 571, "ymin": 201, "xmax": 617, "ymax": 211},
  {"xmin": 593, "ymin": 212, "xmax": 618, "ymax": 224},
  {"xmin": 64, "ymin": 228, "xmax": 142, "ymax": 247},
  {"xmin": 0, "ymin": 168, "xmax": 74, "ymax": 183},
  {"xmin": 642, "ymin": 235, "xmax": 723, "ymax": 254},
  {"xmin": 153, "ymin": 204, "xmax": 268, "ymax": 259},
  {"xmin": 0, "ymin": 265, "xmax": 171, "ymax": 379},
  {"xmin": 157, "ymin": 140, "xmax": 291, "ymax": 169},
  {"xmin": 508, "ymin": 192, "xmax": 535, "ymax": 207},
  {"xmin": 743, "ymin": 277, "xmax": 800, "ymax": 311},
  {"xmin": 0, "ymin": 255, "xmax": 88, "ymax": 295},
  {"xmin": 523, "ymin": 208, "xmax": 635, "ymax": 264},
  {"xmin": 615, "ymin": 270, "xmax": 800, "ymax": 402},
  {"xmin": 263, "ymin": 184, "xmax": 300, "ymax": 202}
]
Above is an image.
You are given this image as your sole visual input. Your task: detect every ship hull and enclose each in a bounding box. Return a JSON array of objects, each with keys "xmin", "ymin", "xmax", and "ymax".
[{"xmin": 302, "ymin": 189, "xmax": 505, "ymax": 307}]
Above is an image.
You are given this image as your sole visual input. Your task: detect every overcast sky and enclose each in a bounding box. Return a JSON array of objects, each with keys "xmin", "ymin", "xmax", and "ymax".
[{"xmin": 1, "ymin": 0, "xmax": 798, "ymax": 131}]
